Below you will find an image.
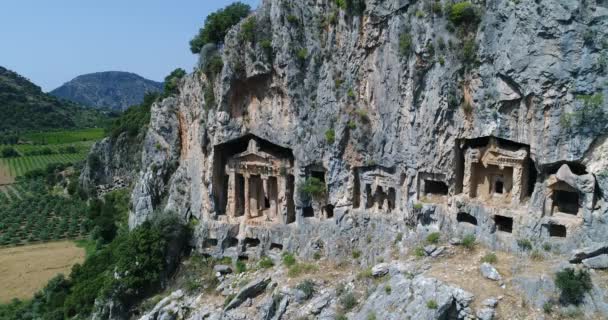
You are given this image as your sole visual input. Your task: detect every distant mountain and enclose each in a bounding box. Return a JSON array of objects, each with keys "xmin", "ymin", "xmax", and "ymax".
[
  {"xmin": 0, "ymin": 66, "xmax": 107, "ymax": 133},
  {"xmin": 50, "ymin": 71, "xmax": 163, "ymax": 111}
]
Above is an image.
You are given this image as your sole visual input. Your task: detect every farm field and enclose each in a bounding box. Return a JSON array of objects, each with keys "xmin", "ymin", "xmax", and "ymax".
[
  {"xmin": 0, "ymin": 241, "xmax": 85, "ymax": 303},
  {"xmin": 0, "ymin": 128, "xmax": 102, "ymax": 181},
  {"xmin": 0, "ymin": 179, "xmax": 89, "ymax": 246},
  {"xmin": 22, "ymin": 128, "xmax": 104, "ymax": 144},
  {"xmin": 0, "ymin": 151, "xmax": 88, "ymax": 177}
]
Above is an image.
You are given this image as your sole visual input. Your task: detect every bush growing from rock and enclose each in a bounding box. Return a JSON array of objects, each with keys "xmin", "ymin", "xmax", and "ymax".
[
  {"xmin": 296, "ymin": 48, "xmax": 308, "ymax": 62},
  {"xmin": 530, "ymin": 250, "xmax": 544, "ymax": 261},
  {"xmin": 258, "ymin": 256, "xmax": 274, "ymax": 269},
  {"xmin": 287, "ymin": 263, "xmax": 318, "ymax": 277},
  {"xmin": 555, "ymin": 268, "xmax": 592, "ymax": 305},
  {"xmin": 282, "ymin": 252, "xmax": 296, "ymax": 267},
  {"xmin": 235, "ymin": 260, "xmax": 247, "ymax": 273},
  {"xmin": 517, "ymin": 239, "xmax": 532, "ymax": 251},
  {"xmin": 384, "ymin": 285, "xmax": 392, "ymax": 294},
  {"xmin": 296, "ymin": 279, "xmax": 315, "ymax": 300},
  {"xmin": 462, "ymin": 234, "xmax": 476, "ymax": 249},
  {"xmin": 240, "ymin": 17, "xmax": 257, "ymax": 42},
  {"xmin": 426, "ymin": 232, "xmax": 441, "ymax": 244},
  {"xmin": 190, "ymin": 2, "xmax": 251, "ymax": 53},
  {"xmin": 325, "ymin": 129, "xmax": 336, "ymax": 144},
  {"xmin": 287, "ymin": 14, "xmax": 299, "ymax": 24},
  {"xmin": 481, "ymin": 252, "xmax": 497, "ymax": 264},
  {"xmin": 352, "ymin": 249, "xmax": 362, "ymax": 259},
  {"xmin": 340, "ymin": 291, "xmax": 358, "ymax": 311},
  {"xmin": 300, "ymin": 177, "xmax": 326, "ymax": 199},
  {"xmin": 399, "ymin": 32, "xmax": 413, "ymax": 57},
  {"xmin": 447, "ymin": 2, "xmax": 478, "ymax": 27},
  {"xmin": 426, "ymin": 299, "xmax": 438, "ymax": 309}
]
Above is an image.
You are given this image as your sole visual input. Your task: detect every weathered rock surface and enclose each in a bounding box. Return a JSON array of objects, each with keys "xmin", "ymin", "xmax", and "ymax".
[
  {"xmin": 480, "ymin": 263, "xmax": 501, "ymax": 281},
  {"xmin": 582, "ymin": 254, "xmax": 608, "ymax": 269},
  {"xmin": 371, "ymin": 263, "xmax": 389, "ymax": 277},
  {"xmin": 570, "ymin": 244, "xmax": 608, "ymax": 263},
  {"xmin": 224, "ymin": 276, "xmax": 271, "ymax": 310},
  {"xmin": 82, "ymin": 0, "xmax": 608, "ymax": 318},
  {"xmin": 355, "ymin": 274, "xmax": 474, "ymax": 320}
]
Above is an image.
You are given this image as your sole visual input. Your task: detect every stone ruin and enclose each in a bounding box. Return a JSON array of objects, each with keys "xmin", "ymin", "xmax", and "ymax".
[
  {"xmin": 463, "ymin": 137, "xmax": 530, "ymax": 205},
  {"xmin": 196, "ymin": 134, "xmax": 600, "ymax": 259},
  {"xmin": 541, "ymin": 163, "xmax": 597, "ymax": 238},
  {"xmin": 219, "ymin": 137, "xmax": 296, "ymax": 226},
  {"xmin": 418, "ymin": 172, "xmax": 449, "ymax": 202},
  {"xmin": 353, "ymin": 166, "xmax": 404, "ymax": 214}
]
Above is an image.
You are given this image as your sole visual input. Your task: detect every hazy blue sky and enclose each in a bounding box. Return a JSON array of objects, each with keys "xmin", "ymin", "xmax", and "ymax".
[{"xmin": 0, "ymin": 0, "xmax": 259, "ymax": 91}]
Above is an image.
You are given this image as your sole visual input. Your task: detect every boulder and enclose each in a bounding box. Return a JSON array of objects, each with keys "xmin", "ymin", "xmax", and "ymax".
[
  {"xmin": 449, "ymin": 237, "xmax": 462, "ymax": 245},
  {"xmin": 213, "ymin": 264, "xmax": 233, "ymax": 274},
  {"xmin": 424, "ymin": 245, "xmax": 437, "ymax": 255},
  {"xmin": 477, "ymin": 307, "xmax": 495, "ymax": 320},
  {"xmin": 371, "ymin": 263, "xmax": 390, "ymax": 277},
  {"xmin": 431, "ymin": 246, "xmax": 445, "ymax": 257},
  {"xmin": 582, "ymin": 254, "xmax": 608, "ymax": 269},
  {"xmin": 224, "ymin": 276, "xmax": 271, "ymax": 310},
  {"xmin": 480, "ymin": 263, "xmax": 502, "ymax": 281},
  {"xmin": 569, "ymin": 244, "xmax": 608, "ymax": 263}
]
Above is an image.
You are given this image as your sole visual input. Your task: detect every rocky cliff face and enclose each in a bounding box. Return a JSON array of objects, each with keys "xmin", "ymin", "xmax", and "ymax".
[
  {"xmin": 131, "ymin": 0, "xmax": 608, "ymax": 250},
  {"xmin": 91, "ymin": 0, "xmax": 608, "ymax": 318}
]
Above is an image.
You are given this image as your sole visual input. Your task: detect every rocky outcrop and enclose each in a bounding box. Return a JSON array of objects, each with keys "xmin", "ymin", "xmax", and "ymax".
[
  {"xmin": 84, "ymin": 0, "xmax": 608, "ymax": 317},
  {"xmin": 126, "ymin": 0, "xmax": 608, "ymax": 257},
  {"xmin": 80, "ymin": 132, "xmax": 142, "ymax": 194}
]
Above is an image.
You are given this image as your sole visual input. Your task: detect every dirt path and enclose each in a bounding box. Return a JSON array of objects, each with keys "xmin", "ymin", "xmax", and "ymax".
[
  {"xmin": 0, "ymin": 241, "xmax": 85, "ymax": 303},
  {"xmin": 0, "ymin": 161, "xmax": 14, "ymax": 185}
]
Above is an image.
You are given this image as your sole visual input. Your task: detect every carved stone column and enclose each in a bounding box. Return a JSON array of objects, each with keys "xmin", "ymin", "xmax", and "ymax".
[
  {"xmin": 463, "ymin": 149, "xmax": 477, "ymax": 198},
  {"xmin": 512, "ymin": 165, "xmax": 524, "ymax": 204},
  {"xmin": 277, "ymin": 175, "xmax": 286, "ymax": 224},
  {"xmin": 226, "ymin": 169, "xmax": 236, "ymax": 217},
  {"xmin": 262, "ymin": 176, "xmax": 269, "ymax": 219},
  {"xmin": 244, "ymin": 174, "xmax": 250, "ymax": 219}
]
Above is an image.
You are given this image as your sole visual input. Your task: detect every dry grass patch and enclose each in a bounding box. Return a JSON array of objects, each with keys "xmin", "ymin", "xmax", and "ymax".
[{"xmin": 0, "ymin": 241, "xmax": 84, "ymax": 302}]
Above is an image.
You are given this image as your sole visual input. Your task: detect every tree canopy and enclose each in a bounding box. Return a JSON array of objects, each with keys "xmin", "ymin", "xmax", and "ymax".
[{"xmin": 189, "ymin": 2, "xmax": 251, "ymax": 54}]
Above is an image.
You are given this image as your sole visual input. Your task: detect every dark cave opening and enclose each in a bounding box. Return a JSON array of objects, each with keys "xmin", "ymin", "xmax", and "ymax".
[
  {"xmin": 494, "ymin": 215, "xmax": 513, "ymax": 233},
  {"xmin": 457, "ymin": 212, "xmax": 478, "ymax": 226}
]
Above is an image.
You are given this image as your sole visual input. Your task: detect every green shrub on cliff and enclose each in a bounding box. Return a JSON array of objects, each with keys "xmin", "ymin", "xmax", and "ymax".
[
  {"xmin": 447, "ymin": 2, "xmax": 479, "ymax": 27},
  {"xmin": 555, "ymin": 268, "xmax": 592, "ymax": 305},
  {"xmin": 190, "ymin": 2, "xmax": 251, "ymax": 53}
]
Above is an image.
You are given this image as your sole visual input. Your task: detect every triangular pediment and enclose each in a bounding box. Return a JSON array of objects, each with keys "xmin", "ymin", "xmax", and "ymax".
[{"xmin": 233, "ymin": 153, "xmax": 271, "ymax": 163}]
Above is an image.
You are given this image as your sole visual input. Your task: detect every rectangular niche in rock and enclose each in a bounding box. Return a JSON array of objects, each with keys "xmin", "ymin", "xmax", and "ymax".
[
  {"xmin": 494, "ymin": 215, "xmax": 513, "ymax": 233},
  {"xmin": 302, "ymin": 206, "xmax": 315, "ymax": 218},
  {"xmin": 203, "ymin": 238, "xmax": 218, "ymax": 248},
  {"xmin": 552, "ymin": 189, "xmax": 579, "ymax": 215},
  {"xmin": 270, "ymin": 243, "xmax": 283, "ymax": 251},
  {"xmin": 353, "ymin": 166, "xmax": 404, "ymax": 214},
  {"xmin": 461, "ymin": 137, "xmax": 530, "ymax": 205},
  {"xmin": 214, "ymin": 135, "xmax": 295, "ymax": 226},
  {"xmin": 457, "ymin": 212, "xmax": 478, "ymax": 226},
  {"xmin": 544, "ymin": 224, "xmax": 567, "ymax": 238},
  {"xmin": 224, "ymin": 237, "xmax": 239, "ymax": 249},
  {"xmin": 300, "ymin": 164, "xmax": 330, "ymax": 220},
  {"xmin": 244, "ymin": 237, "xmax": 260, "ymax": 248},
  {"xmin": 418, "ymin": 172, "xmax": 449, "ymax": 202}
]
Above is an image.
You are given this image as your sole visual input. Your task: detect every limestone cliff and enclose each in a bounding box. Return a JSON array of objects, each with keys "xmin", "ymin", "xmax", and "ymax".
[
  {"xmin": 129, "ymin": 0, "xmax": 608, "ymax": 251},
  {"xmin": 88, "ymin": 0, "xmax": 608, "ymax": 317}
]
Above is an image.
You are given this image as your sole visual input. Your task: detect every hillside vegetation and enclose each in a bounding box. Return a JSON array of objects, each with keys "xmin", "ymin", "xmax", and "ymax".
[{"xmin": 0, "ymin": 66, "xmax": 107, "ymax": 133}]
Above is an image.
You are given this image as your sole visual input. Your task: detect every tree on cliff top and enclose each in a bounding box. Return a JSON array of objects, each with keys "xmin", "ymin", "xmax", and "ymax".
[{"xmin": 190, "ymin": 2, "xmax": 251, "ymax": 53}]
